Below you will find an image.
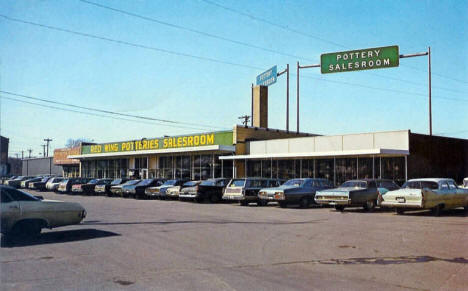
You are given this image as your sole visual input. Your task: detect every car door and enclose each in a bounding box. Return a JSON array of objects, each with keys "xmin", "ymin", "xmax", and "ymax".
[{"xmin": 1, "ymin": 189, "xmax": 21, "ymax": 233}]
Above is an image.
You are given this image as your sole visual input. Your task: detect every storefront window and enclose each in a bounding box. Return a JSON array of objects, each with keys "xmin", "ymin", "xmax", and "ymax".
[
  {"xmin": 335, "ymin": 158, "xmax": 357, "ymax": 185},
  {"xmin": 316, "ymin": 159, "xmax": 334, "ymax": 185},
  {"xmin": 159, "ymin": 156, "xmax": 173, "ymax": 179},
  {"xmin": 278, "ymin": 160, "xmax": 295, "ymax": 179},
  {"xmin": 381, "ymin": 157, "xmax": 405, "ymax": 185},
  {"xmin": 200, "ymin": 155, "xmax": 212, "ymax": 180},
  {"xmin": 261, "ymin": 159, "xmax": 272, "ymax": 178},
  {"xmin": 221, "ymin": 158, "xmax": 233, "ymax": 178},
  {"xmin": 358, "ymin": 157, "xmax": 374, "ymax": 179},
  {"xmin": 175, "ymin": 156, "xmax": 191, "ymax": 179},
  {"xmin": 301, "ymin": 159, "xmax": 313, "ymax": 178},
  {"xmin": 246, "ymin": 160, "xmax": 261, "ymax": 177}
]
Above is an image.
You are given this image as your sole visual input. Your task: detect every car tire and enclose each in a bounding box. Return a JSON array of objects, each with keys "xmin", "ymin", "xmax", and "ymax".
[
  {"xmin": 299, "ymin": 197, "xmax": 309, "ymax": 208},
  {"xmin": 363, "ymin": 200, "xmax": 376, "ymax": 211},
  {"xmin": 432, "ymin": 205, "xmax": 441, "ymax": 216},
  {"xmin": 334, "ymin": 205, "xmax": 345, "ymax": 212},
  {"xmin": 257, "ymin": 200, "xmax": 267, "ymax": 207},
  {"xmin": 395, "ymin": 208, "xmax": 405, "ymax": 215},
  {"xmin": 210, "ymin": 195, "xmax": 220, "ymax": 203},
  {"xmin": 279, "ymin": 201, "xmax": 288, "ymax": 208}
]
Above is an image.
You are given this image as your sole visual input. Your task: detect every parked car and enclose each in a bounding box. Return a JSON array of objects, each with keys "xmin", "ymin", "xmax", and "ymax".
[
  {"xmin": 315, "ymin": 179, "xmax": 399, "ymax": 211},
  {"xmin": 257, "ymin": 178, "xmax": 333, "ymax": 208},
  {"xmin": 379, "ymin": 178, "xmax": 468, "ymax": 216},
  {"xmin": 145, "ymin": 179, "xmax": 185, "ymax": 199},
  {"xmin": 110, "ymin": 180, "xmax": 140, "ymax": 197},
  {"xmin": 95, "ymin": 178, "xmax": 128, "ymax": 196},
  {"xmin": 178, "ymin": 178, "xmax": 230, "ymax": 203},
  {"xmin": 460, "ymin": 178, "xmax": 468, "ymax": 189},
  {"xmin": 124, "ymin": 178, "xmax": 165, "ymax": 199},
  {"xmin": 1, "ymin": 176, "xmax": 17, "ymax": 185},
  {"xmin": 46, "ymin": 177, "xmax": 64, "ymax": 191},
  {"xmin": 1, "ymin": 185, "xmax": 86, "ymax": 237},
  {"xmin": 58, "ymin": 178, "xmax": 90, "ymax": 194},
  {"xmin": 5, "ymin": 176, "xmax": 33, "ymax": 189},
  {"xmin": 223, "ymin": 178, "xmax": 283, "ymax": 206},
  {"xmin": 78, "ymin": 179, "xmax": 112, "ymax": 195},
  {"xmin": 167, "ymin": 180, "xmax": 200, "ymax": 199},
  {"xmin": 20, "ymin": 177, "xmax": 43, "ymax": 189},
  {"xmin": 179, "ymin": 181, "xmax": 203, "ymax": 201},
  {"xmin": 29, "ymin": 176, "xmax": 55, "ymax": 191},
  {"xmin": 70, "ymin": 178, "xmax": 92, "ymax": 194}
]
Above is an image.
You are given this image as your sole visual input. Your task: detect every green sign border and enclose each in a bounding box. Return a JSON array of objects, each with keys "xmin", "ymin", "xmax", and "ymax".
[
  {"xmin": 81, "ymin": 131, "xmax": 233, "ymax": 155},
  {"xmin": 321, "ymin": 45, "xmax": 399, "ymax": 74}
]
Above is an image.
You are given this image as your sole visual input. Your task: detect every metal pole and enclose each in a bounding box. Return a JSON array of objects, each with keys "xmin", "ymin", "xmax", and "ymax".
[
  {"xmin": 286, "ymin": 64, "xmax": 289, "ymax": 132},
  {"xmin": 296, "ymin": 61, "xmax": 299, "ymax": 133},
  {"xmin": 251, "ymin": 83, "xmax": 254, "ymax": 127},
  {"xmin": 428, "ymin": 46, "xmax": 432, "ymax": 136}
]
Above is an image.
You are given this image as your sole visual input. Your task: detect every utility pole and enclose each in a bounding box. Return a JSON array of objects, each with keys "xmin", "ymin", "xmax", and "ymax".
[
  {"xmin": 28, "ymin": 149, "xmax": 32, "ymax": 158},
  {"xmin": 44, "ymin": 138, "xmax": 52, "ymax": 157},
  {"xmin": 42, "ymin": 144, "xmax": 46, "ymax": 157},
  {"xmin": 238, "ymin": 115, "xmax": 250, "ymax": 126},
  {"xmin": 21, "ymin": 150, "xmax": 24, "ymax": 160}
]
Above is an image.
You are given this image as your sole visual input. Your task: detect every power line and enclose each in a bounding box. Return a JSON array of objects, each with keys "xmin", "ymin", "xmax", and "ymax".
[
  {"xmin": 0, "ymin": 95, "xmax": 222, "ymax": 131},
  {"xmin": 0, "ymin": 14, "xmax": 264, "ymax": 71},
  {"xmin": 200, "ymin": 0, "xmax": 468, "ymax": 86},
  {"xmin": 0, "ymin": 90, "xmax": 228, "ymax": 129},
  {"xmin": 1, "ymin": 15, "xmax": 467, "ymax": 105},
  {"xmin": 79, "ymin": 0, "xmax": 314, "ymax": 62},
  {"xmin": 199, "ymin": 0, "xmax": 348, "ymax": 49}
]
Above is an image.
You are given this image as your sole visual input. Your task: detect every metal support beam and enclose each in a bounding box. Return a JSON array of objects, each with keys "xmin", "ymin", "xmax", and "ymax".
[
  {"xmin": 277, "ymin": 65, "xmax": 290, "ymax": 131},
  {"xmin": 428, "ymin": 46, "xmax": 432, "ymax": 136}
]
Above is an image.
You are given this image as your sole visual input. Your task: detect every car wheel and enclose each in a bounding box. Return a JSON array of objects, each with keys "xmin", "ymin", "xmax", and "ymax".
[
  {"xmin": 299, "ymin": 197, "xmax": 310, "ymax": 208},
  {"xmin": 395, "ymin": 208, "xmax": 405, "ymax": 215},
  {"xmin": 257, "ymin": 200, "xmax": 267, "ymax": 207},
  {"xmin": 363, "ymin": 200, "xmax": 376, "ymax": 211},
  {"xmin": 279, "ymin": 201, "xmax": 288, "ymax": 208},
  {"xmin": 334, "ymin": 205, "xmax": 345, "ymax": 212},
  {"xmin": 432, "ymin": 205, "xmax": 441, "ymax": 216},
  {"xmin": 210, "ymin": 194, "xmax": 220, "ymax": 203},
  {"xmin": 240, "ymin": 200, "xmax": 248, "ymax": 206}
]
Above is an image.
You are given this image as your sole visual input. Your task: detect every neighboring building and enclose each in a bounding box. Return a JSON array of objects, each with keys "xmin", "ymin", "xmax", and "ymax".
[
  {"xmin": 22, "ymin": 157, "xmax": 63, "ymax": 176},
  {"xmin": 220, "ymin": 130, "xmax": 468, "ymax": 185},
  {"xmin": 7, "ymin": 157, "xmax": 22, "ymax": 175},
  {"xmin": 53, "ymin": 146, "xmax": 81, "ymax": 177},
  {"xmin": 0, "ymin": 136, "xmax": 9, "ymax": 176}
]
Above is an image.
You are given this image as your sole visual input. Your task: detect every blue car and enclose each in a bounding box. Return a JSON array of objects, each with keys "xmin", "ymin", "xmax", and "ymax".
[{"xmin": 258, "ymin": 178, "xmax": 333, "ymax": 208}]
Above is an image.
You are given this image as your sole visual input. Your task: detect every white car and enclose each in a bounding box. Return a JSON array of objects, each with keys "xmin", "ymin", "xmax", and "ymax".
[
  {"xmin": 1, "ymin": 186, "xmax": 86, "ymax": 237},
  {"xmin": 46, "ymin": 177, "xmax": 64, "ymax": 191}
]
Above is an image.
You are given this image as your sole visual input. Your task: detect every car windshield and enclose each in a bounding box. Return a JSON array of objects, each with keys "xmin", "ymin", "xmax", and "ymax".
[
  {"xmin": 283, "ymin": 179, "xmax": 304, "ymax": 187},
  {"xmin": 183, "ymin": 181, "xmax": 199, "ymax": 187},
  {"xmin": 123, "ymin": 180, "xmax": 140, "ymax": 186},
  {"xmin": 230, "ymin": 179, "xmax": 246, "ymax": 187},
  {"xmin": 402, "ymin": 181, "xmax": 439, "ymax": 190},
  {"xmin": 41, "ymin": 177, "xmax": 50, "ymax": 182},
  {"xmin": 162, "ymin": 180, "xmax": 177, "ymax": 186},
  {"xmin": 88, "ymin": 179, "xmax": 99, "ymax": 184},
  {"xmin": 341, "ymin": 181, "xmax": 367, "ymax": 188},
  {"xmin": 138, "ymin": 179, "xmax": 154, "ymax": 186},
  {"xmin": 200, "ymin": 179, "xmax": 217, "ymax": 186},
  {"xmin": 111, "ymin": 179, "xmax": 122, "ymax": 185}
]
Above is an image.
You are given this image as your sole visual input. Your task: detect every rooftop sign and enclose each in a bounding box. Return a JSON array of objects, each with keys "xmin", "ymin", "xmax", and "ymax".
[
  {"xmin": 256, "ymin": 66, "xmax": 277, "ymax": 86},
  {"xmin": 321, "ymin": 45, "xmax": 399, "ymax": 74},
  {"xmin": 80, "ymin": 131, "xmax": 233, "ymax": 155}
]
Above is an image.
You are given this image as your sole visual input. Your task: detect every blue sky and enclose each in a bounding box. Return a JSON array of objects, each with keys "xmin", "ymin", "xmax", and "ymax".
[{"xmin": 1, "ymin": 0, "xmax": 467, "ymax": 157}]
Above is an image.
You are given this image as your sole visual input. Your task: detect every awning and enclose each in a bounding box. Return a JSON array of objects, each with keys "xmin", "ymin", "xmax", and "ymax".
[
  {"xmin": 69, "ymin": 145, "xmax": 236, "ymax": 159},
  {"xmin": 219, "ymin": 148, "xmax": 409, "ymax": 160}
]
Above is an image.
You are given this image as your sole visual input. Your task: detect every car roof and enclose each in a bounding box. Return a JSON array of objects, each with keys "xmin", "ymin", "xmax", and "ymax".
[{"xmin": 407, "ymin": 178, "xmax": 454, "ymax": 183}]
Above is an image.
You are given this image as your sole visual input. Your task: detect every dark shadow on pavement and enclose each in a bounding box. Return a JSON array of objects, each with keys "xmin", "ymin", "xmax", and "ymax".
[
  {"xmin": 1, "ymin": 229, "xmax": 120, "ymax": 248},
  {"xmin": 82, "ymin": 219, "xmax": 326, "ymax": 226}
]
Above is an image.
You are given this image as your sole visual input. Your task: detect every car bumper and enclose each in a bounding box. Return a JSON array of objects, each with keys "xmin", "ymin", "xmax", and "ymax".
[
  {"xmin": 380, "ymin": 201, "xmax": 423, "ymax": 209},
  {"xmin": 315, "ymin": 199, "xmax": 352, "ymax": 206}
]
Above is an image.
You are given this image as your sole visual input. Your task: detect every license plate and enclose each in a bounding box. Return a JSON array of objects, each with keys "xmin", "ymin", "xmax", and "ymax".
[{"xmin": 396, "ymin": 197, "xmax": 406, "ymax": 203}]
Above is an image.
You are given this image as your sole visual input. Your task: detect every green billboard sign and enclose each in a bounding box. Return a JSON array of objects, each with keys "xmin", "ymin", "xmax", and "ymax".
[
  {"xmin": 81, "ymin": 131, "xmax": 233, "ymax": 155},
  {"xmin": 321, "ymin": 45, "xmax": 399, "ymax": 74}
]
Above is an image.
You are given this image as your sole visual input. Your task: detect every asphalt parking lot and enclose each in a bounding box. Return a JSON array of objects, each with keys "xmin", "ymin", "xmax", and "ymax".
[{"xmin": 1, "ymin": 191, "xmax": 467, "ymax": 291}]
